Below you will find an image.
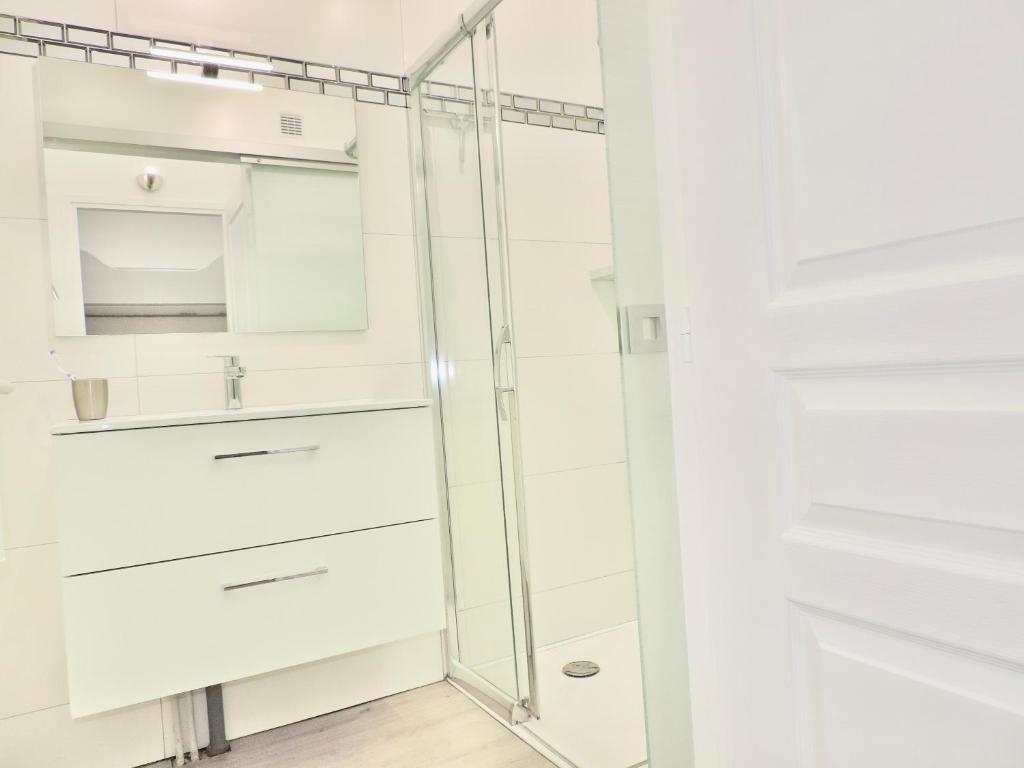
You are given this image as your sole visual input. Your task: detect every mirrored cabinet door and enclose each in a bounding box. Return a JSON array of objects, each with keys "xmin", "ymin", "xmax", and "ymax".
[{"xmin": 38, "ymin": 57, "xmax": 366, "ymax": 337}]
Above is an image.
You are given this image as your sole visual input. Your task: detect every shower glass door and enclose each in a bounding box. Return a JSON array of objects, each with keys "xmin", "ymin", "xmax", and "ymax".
[{"xmin": 412, "ymin": 23, "xmax": 535, "ymax": 719}]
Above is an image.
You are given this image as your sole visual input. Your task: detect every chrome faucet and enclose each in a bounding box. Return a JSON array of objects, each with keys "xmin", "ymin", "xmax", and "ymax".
[{"xmin": 208, "ymin": 355, "xmax": 246, "ymax": 410}]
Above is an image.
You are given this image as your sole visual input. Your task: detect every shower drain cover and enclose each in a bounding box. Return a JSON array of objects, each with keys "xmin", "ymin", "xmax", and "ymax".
[{"xmin": 562, "ymin": 660, "xmax": 600, "ymax": 678}]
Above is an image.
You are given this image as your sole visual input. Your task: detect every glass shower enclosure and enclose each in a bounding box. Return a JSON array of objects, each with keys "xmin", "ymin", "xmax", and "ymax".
[
  {"xmin": 410, "ymin": 9, "xmax": 650, "ymax": 766},
  {"xmin": 409, "ymin": 17, "xmax": 537, "ymax": 721}
]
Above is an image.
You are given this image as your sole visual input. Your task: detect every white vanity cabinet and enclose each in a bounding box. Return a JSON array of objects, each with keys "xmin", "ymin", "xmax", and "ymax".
[{"xmin": 51, "ymin": 400, "xmax": 444, "ymax": 717}]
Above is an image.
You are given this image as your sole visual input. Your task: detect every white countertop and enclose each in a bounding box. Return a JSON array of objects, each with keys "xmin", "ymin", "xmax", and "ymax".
[{"xmin": 51, "ymin": 398, "xmax": 432, "ymax": 435}]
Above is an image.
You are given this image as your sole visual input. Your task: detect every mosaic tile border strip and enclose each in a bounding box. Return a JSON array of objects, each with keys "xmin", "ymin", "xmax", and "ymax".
[
  {"xmin": 0, "ymin": 13, "xmax": 410, "ymax": 106},
  {"xmin": 420, "ymin": 81, "xmax": 605, "ymax": 135},
  {"xmin": 0, "ymin": 12, "xmax": 605, "ymax": 134}
]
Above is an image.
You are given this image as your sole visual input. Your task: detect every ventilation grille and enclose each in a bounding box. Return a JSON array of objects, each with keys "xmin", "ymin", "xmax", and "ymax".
[{"xmin": 279, "ymin": 113, "xmax": 303, "ymax": 137}]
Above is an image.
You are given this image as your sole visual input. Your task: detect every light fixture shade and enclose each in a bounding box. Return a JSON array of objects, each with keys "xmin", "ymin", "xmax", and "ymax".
[
  {"xmin": 149, "ymin": 47, "xmax": 274, "ymax": 72},
  {"xmin": 136, "ymin": 167, "xmax": 163, "ymax": 192},
  {"xmin": 145, "ymin": 70, "xmax": 264, "ymax": 92}
]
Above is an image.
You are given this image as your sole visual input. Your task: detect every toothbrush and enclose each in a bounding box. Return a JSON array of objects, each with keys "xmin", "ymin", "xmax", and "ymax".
[{"xmin": 49, "ymin": 349, "xmax": 76, "ymax": 381}]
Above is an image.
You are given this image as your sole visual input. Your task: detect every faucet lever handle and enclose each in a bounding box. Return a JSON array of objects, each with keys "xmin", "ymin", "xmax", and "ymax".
[{"xmin": 208, "ymin": 355, "xmax": 245, "ymax": 409}]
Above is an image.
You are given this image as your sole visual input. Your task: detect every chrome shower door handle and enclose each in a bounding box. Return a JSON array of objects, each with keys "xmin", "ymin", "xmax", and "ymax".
[{"xmin": 493, "ymin": 323, "xmax": 515, "ymax": 420}]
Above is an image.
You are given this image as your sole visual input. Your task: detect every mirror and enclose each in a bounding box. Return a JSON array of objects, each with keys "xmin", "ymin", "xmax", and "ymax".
[
  {"xmin": 78, "ymin": 207, "xmax": 228, "ymax": 335},
  {"xmin": 38, "ymin": 58, "xmax": 367, "ymax": 336}
]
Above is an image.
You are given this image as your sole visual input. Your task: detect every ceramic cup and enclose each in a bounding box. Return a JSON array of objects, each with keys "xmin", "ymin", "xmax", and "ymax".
[{"xmin": 72, "ymin": 378, "xmax": 109, "ymax": 421}]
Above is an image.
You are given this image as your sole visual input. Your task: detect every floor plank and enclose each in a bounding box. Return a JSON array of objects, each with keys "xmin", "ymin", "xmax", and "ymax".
[{"xmin": 154, "ymin": 683, "xmax": 555, "ymax": 768}]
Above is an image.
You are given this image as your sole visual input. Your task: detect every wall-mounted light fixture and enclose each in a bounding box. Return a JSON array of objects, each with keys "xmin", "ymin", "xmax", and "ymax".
[
  {"xmin": 149, "ymin": 47, "xmax": 274, "ymax": 72},
  {"xmin": 146, "ymin": 47, "xmax": 268, "ymax": 92},
  {"xmin": 136, "ymin": 166, "xmax": 163, "ymax": 192}
]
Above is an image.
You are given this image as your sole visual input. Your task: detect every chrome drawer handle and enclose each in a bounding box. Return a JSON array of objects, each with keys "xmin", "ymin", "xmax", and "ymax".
[
  {"xmin": 213, "ymin": 445, "xmax": 320, "ymax": 460},
  {"xmin": 222, "ymin": 566, "xmax": 328, "ymax": 591}
]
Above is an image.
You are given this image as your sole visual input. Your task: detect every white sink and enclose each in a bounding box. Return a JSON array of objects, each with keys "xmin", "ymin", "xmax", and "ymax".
[{"xmin": 51, "ymin": 397, "xmax": 431, "ymax": 435}]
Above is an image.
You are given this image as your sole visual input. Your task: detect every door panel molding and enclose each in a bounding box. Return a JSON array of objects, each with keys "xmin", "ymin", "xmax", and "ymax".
[
  {"xmin": 790, "ymin": 603, "xmax": 1024, "ymax": 767},
  {"xmin": 751, "ymin": 0, "xmax": 1024, "ymax": 304}
]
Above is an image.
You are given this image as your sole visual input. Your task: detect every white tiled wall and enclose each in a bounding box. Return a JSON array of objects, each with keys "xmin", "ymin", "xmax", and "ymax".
[
  {"xmin": 399, "ymin": 0, "xmax": 466, "ymax": 72},
  {"xmin": 116, "ymin": 0, "xmax": 405, "ymax": 72},
  {"xmin": 503, "ymin": 122, "xmax": 637, "ymax": 647},
  {"xmin": 0, "ymin": 0, "xmax": 115, "ymax": 30},
  {"xmin": 0, "ymin": 700, "xmax": 166, "ymax": 768},
  {"xmin": 493, "ymin": 0, "xmax": 604, "ymax": 106},
  {"xmin": 6, "ymin": 0, "xmax": 406, "ymax": 73},
  {"xmin": 502, "ymin": 125, "xmax": 612, "ymax": 243},
  {"xmin": 0, "ymin": 1, "xmax": 440, "ymax": 760},
  {"xmin": 400, "ymin": 0, "xmax": 604, "ymax": 106}
]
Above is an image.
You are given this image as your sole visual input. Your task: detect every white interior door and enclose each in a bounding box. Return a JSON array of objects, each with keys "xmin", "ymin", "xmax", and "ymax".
[{"xmin": 673, "ymin": 1, "xmax": 1024, "ymax": 765}]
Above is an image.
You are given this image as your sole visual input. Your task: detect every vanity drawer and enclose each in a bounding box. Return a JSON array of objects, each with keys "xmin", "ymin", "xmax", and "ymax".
[
  {"xmin": 55, "ymin": 406, "xmax": 438, "ymax": 575},
  {"xmin": 62, "ymin": 520, "xmax": 444, "ymax": 717}
]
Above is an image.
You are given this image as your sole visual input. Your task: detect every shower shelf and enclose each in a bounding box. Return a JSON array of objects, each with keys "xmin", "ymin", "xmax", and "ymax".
[{"xmin": 590, "ymin": 266, "xmax": 615, "ymax": 282}]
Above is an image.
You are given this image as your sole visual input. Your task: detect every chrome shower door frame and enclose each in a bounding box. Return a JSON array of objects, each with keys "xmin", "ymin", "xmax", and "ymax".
[
  {"xmin": 474, "ymin": 14, "xmax": 539, "ymax": 721},
  {"xmin": 409, "ymin": 15, "xmax": 539, "ymax": 726}
]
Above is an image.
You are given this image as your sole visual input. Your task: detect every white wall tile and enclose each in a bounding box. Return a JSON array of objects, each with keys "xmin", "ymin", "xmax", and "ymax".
[
  {"xmin": 0, "ymin": 379, "xmax": 137, "ymax": 549},
  {"xmin": 0, "ymin": 218, "xmax": 58, "ymax": 380},
  {"xmin": 431, "ymin": 236, "xmax": 493, "ymax": 363},
  {"xmin": 456, "ymin": 600, "xmax": 517, "ymax": 669},
  {"xmin": 531, "ymin": 570, "xmax": 637, "ymax": 647},
  {"xmin": 0, "ymin": 389, "xmax": 58, "ymax": 550},
  {"xmin": 420, "ymin": 111, "xmax": 486, "ymax": 239},
  {"xmin": 494, "ymin": 0, "xmax": 604, "ymax": 106},
  {"xmin": 448, "ymin": 480, "xmax": 510, "ymax": 611},
  {"xmin": 135, "ymin": 372, "xmax": 223, "ymax": 414},
  {"xmin": 0, "ymin": 545, "xmax": 67, "ymax": 719},
  {"xmin": 0, "ymin": 0, "xmax": 116, "ymax": 30},
  {"xmin": 399, "ymin": 0, "xmax": 465, "ymax": 70},
  {"xmin": 114, "ymin": 0, "xmax": 405, "ymax": 73},
  {"xmin": 517, "ymin": 353, "xmax": 626, "ymax": 475},
  {"xmin": 525, "ymin": 462, "xmax": 633, "ymax": 593},
  {"xmin": 466, "ymin": 652, "xmax": 519, "ymax": 703},
  {"xmin": 0, "ymin": 217, "xmax": 139, "ymax": 384},
  {"xmin": 357, "ymin": 102, "xmax": 414, "ymax": 236},
  {"xmin": 411, "ymin": 22, "xmax": 476, "ymax": 89},
  {"xmin": 503, "ymin": 124, "xmax": 612, "ymax": 244},
  {"xmin": 243, "ymin": 362, "xmax": 425, "ymax": 405},
  {"xmin": 402, "ymin": 0, "xmax": 604, "ymax": 109},
  {"xmin": 44, "ymin": 336, "xmax": 138, "ymax": 385},
  {"xmin": 509, "ymin": 239, "xmax": 617, "ymax": 358},
  {"xmin": 136, "ymin": 364, "xmax": 423, "ymax": 414},
  {"xmin": 0, "ymin": 56, "xmax": 46, "ymax": 220},
  {"xmin": 440, "ymin": 359, "xmax": 502, "ymax": 488},
  {"xmin": 0, "ymin": 700, "xmax": 164, "ymax": 768},
  {"xmin": 461, "ymin": 570, "xmax": 637, "ymax": 664},
  {"xmin": 134, "ymin": 234, "xmax": 421, "ymax": 377},
  {"xmin": 222, "ymin": 632, "xmax": 443, "ymax": 739}
]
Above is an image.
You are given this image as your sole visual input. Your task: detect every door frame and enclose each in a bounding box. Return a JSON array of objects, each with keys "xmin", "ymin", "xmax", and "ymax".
[{"xmin": 596, "ymin": 1, "xmax": 701, "ymax": 766}]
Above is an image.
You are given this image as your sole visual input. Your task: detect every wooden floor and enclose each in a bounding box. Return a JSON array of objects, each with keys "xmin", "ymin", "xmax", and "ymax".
[{"xmin": 196, "ymin": 683, "xmax": 556, "ymax": 768}]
